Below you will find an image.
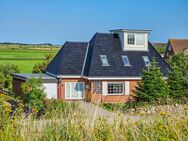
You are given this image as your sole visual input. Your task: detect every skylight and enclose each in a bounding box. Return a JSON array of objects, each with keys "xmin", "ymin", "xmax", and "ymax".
[
  {"xmin": 142, "ymin": 56, "xmax": 150, "ymax": 66},
  {"xmin": 122, "ymin": 55, "xmax": 131, "ymax": 66},
  {"xmin": 100, "ymin": 55, "xmax": 109, "ymax": 66}
]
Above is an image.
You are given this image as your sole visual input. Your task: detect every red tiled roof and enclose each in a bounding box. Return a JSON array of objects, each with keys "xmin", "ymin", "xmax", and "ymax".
[{"xmin": 169, "ymin": 39, "xmax": 188, "ymax": 54}]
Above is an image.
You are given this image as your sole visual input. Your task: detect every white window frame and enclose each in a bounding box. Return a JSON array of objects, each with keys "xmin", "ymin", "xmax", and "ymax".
[
  {"xmin": 100, "ymin": 55, "xmax": 109, "ymax": 66},
  {"xmin": 127, "ymin": 33, "xmax": 145, "ymax": 47},
  {"xmin": 122, "ymin": 55, "xmax": 131, "ymax": 66},
  {"xmin": 142, "ymin": 56, "xmax": 150, "ymax": 66},
  {"xmin": 65, "ymin": 82, "xmax": 85, "ymax": 99},
  {"xmin": 107, "ymin": 82, "xmax": 124, "ymax": 95}
]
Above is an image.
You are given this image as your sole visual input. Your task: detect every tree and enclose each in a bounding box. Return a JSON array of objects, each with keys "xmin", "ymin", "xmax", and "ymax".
[
  {"xmin": 136, "ymin": 59, "xmax": 169, "ymax": 102},
  {"xmin": 168, "ymin": 53, "xmax": 188, "ymax": 77},
  {"xmin": 21, "ymin": 77, "xmax": 46, "ymax": 112},
  {"xmin": 167, "ymin": 65, "xmax": 188, "ymax": 98},
  {"xmin": 167, "ymin": 53, "xmax": 188, "ymax": 99},
  {"xmin": 32, "ymin": 53, "xmax": 54, "ymax": 73},
  {"xmin": 0, "ymin": 64, "xmax": 19, "ymax": 90}
]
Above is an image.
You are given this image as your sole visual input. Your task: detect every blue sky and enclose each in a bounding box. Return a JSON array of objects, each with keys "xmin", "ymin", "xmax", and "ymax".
[{"xmin": 0, "ymin": 0, "xmax": 188, "ymax": 44}]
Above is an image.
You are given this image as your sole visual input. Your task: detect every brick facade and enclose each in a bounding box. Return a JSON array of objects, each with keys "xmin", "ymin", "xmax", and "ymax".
[
  {"xmin": 13, "ymin": 78, "xmax": 26, "ymax": 97},
  {"xmin": 13, "ymin": 77, "xmax": 139, "ymax": 103}
]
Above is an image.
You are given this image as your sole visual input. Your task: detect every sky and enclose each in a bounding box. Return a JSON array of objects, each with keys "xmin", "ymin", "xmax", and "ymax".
[{"xmin": 0, "ymin": 0, "xmax": 188, "ymax": 44}]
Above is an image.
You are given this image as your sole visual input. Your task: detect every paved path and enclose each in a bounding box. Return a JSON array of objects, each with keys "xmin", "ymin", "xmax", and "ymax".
[{"xmin": 78, "ymin": 101, "xmax": 141, "ymax": 122}]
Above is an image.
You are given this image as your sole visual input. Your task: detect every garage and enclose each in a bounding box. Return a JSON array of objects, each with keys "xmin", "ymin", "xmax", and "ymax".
[{"xmin": 12, "ymin": 73, "xmax": 58, "ymax": 99}]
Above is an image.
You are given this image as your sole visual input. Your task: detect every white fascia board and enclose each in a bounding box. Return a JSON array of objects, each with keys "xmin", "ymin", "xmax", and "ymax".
[
  {"xmin": 12, "ymin": 76, "xmax": 27, "ymax": 81},
  {"xmin": 59, "ymin": 75, "xmax": 82, "ymax": 78},
  {"xmin": 87, "ymin": 77, "xmax": 141, "ymax": 80},
  {"xmin": 45, "ymin": 71, "xmax": 60, "ymax": 78}
]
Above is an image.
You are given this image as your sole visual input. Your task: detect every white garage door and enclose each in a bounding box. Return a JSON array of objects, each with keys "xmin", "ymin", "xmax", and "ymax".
[{"xmin": 43, "ymin": 83, "xmax": 57, "ymax": 99}]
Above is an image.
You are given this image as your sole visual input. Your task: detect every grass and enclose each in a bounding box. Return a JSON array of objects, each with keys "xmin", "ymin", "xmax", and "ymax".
[
  {"xmin": 0, "ymin": 60, "xmax": 42, "ymax": 73},
  {"xmin": 0, "ymin": 44, "xmax": 59, "ymax": 73},
  {"xmin": 0, "ymin": 100, "xmax": 188, "ymax": 141}
]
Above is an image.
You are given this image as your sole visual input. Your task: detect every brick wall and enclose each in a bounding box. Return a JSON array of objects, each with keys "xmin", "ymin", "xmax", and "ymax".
[{"xmin": 13, "ymin": 78, "xmax": 26, "ymax": 97}]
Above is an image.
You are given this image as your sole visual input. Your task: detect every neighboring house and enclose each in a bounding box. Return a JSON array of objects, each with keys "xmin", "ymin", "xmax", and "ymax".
[
  {"xmin": 164, "ymin": 39, "xmax": 188, "ymax": 59},
  {"xmin": 12, "ymin": 29, "xmax": 169, "ymax": 103}
]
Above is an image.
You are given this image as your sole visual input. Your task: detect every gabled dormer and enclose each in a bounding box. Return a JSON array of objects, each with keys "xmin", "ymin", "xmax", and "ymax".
[{"xmin": 110, "ymin": 29, "xmax": 151, "ymax": 51}]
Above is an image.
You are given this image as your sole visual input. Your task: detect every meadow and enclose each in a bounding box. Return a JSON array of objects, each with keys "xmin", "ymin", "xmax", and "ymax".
[{"xmin": 0, "ymin": 44, "xmax": 59, "ymax": 73}]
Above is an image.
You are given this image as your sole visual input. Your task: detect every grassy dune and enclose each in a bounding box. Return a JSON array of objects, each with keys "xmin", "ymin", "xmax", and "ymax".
[{"xmin": 0, "ymin": 102, "xmax": 188, "ymax": 141}]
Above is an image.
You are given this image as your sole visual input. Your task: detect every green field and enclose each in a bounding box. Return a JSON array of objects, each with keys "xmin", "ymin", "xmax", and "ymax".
[{"xmin": 0, "ymin": 43, "xmax": 59, "ymax": 73}]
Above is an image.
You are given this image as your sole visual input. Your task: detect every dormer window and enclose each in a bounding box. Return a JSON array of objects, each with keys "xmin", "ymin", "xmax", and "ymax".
[
  {"xmin": 110, "ymin": 29, "xmax": 151, "ymax": 51},
  {"xmin": 100, "ymin": 55, "xmax": 109, "ymax": 66},
  {"xmin": 127, "ymin": 33, "xmax": 145, "ymax": 46},
  {"xmin": 127, "ymin": 34, "xmax": 135, "ymax": 45},
  {"xmin": 142, "ymin": 56, "xmax": 150, "ymax": 66},
  {"xmin": 122, "ymin": 55, "xmax": 131, "ymax": 66}
]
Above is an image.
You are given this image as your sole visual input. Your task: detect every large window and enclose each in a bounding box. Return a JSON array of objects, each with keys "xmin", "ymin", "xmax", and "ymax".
[
  {"xmin": 107, "ymin": 82, "xmax": 124, "ymax": 95},
  {"xmin": 142, "ymin": 56, "xmax": 150, "ymax": 66},
  {"xmin": 65, "ymin": 82, "xmax": 85, "ymax": 99},
  {"xmin": 122, "ymin": 55, "xmax": 131, "ymax": 66},
  {"xmin": 127, "ymin": 33, "xmax": 145, "ymax": 46},
  {"xmin": 100, "ymin": 55, "xmax": 109, "ymax": 66},
  {"xmin": 93, "ymin": 80, "xmax": 102, "ymax": 94}
]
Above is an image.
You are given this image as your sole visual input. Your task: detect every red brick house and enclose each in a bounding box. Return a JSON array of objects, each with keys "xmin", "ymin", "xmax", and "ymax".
[
  {"xmin": 13, "ymin": 29, "xmax": 169, "ymax": 103},
  {"xmin": 164, "ymin": 39, "xmax": 188, "ymax": 59}
]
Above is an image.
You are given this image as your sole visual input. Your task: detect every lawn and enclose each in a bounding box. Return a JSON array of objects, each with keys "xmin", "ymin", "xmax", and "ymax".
[
  {"xmin": 0, "ymin": 44, "xmax": 59, "ymax": 73},
  {"xmin": 0, "ymin": 60, "xmax": 43, "ymax": 73}
]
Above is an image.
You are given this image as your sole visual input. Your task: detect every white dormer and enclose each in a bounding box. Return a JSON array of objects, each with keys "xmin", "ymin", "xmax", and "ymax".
[{"xmin": 110, "ymin": 29, "xmax": 151, "ymax": 51}]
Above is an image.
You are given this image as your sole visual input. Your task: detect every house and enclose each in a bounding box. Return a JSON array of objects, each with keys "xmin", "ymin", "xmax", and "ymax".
[
  {"xmin": 164, "ymin": 39, "xmax": 188, "ymax": 59},
  {"xmin": 12, "ymin": 29, "xmax": 169, "ymax": 103}
]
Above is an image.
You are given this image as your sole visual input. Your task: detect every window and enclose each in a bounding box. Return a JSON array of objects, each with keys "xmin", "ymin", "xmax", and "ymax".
[
  {"xmin": 122, "ymin": 55, "xmax": 131, "ymax": 66},
  {"xmin": 127, "ymin": 33, "xmax": 145, "ymax": 46},
  {"xmin": 107, "ymin": 82, "xmax": 124, "ymax": 95},
  {"xmin": 136, "ymin": 34, "xmax": 145, "ymax": 45},
  {"xmin": 127, "ymin": 34, "xmax": 135, "ymax": 45},
  {"xmin": 100, "ymin": 55, "xmax": 109, "ymax": 66},
  {"xmin": 93, "ymin": 80, "xmax": 102, "ymax": 94},
  {"xmin": 142, "ymin": 56, "xmax": 150, "ymax": 66},
  {"xmin": 65, "ymin": 82, "xmax": 85, "ymax": 99}
]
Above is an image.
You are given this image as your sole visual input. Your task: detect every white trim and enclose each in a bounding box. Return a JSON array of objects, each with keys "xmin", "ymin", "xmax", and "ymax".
[
  {"xmin": 81, "ymin": 43, "xmax": 89, "ymax": 75},
  {"xmin": 125, "ymin": 82, "xmax": 130, "ymax": 95},
  {"xmin": 87, "ymin": 77, "xmax": 141, "ymax": 80},
  {"xmin": 46, "ymin": 71, "xmax": 60, "ymax": 78},
  {"xmin": 102, "ymin": 81, "xmax": 107, "ymax": 95},
  {"xmin": 60, "ymin": 75, "xmax": 82, "ymax": 78},
  {"xmin": 13, "ymin": 76, "xmax": 26, "ymax": 81}
]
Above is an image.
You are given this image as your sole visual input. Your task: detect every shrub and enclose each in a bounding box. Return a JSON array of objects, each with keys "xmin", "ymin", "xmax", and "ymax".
[
  {"xmin": 21, "ymin": 77, "xmax": 46, "ymax": 112},
  {"xmin": 0, "ymin": 64, "xmax": 19, "ymax": 90}
]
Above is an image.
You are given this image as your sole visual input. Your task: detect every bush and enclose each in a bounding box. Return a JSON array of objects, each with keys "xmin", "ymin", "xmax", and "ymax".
[
  {"xmin": 0, "ymin": 64, "xmax": 19, "ymax": 90},
  {"xmin": 21, "ymin": 77, "xmax": 46, "ymax": 112}
]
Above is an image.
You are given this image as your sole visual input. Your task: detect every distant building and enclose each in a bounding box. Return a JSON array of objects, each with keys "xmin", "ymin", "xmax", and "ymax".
[{"xmin": 164, "ymin": 39, "xmax": 188, "ymax": 59}]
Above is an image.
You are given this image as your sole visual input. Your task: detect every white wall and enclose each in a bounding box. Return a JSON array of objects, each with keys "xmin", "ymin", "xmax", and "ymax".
[
  {"xmin": 118, "ymin": 32, "xmax": 148, "ymax": 51},
  {"xmin": 43, "ymin": 83, "xmax": 57, "ymax": 99}
]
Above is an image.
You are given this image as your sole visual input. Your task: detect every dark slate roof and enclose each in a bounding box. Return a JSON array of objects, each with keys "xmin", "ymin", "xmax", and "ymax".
[
  {"xmin": 46, "ymin": 33, "xmax": 169, "ymax": 77},
  {"xmin": 46, "ymin": 41, "xmax": 88, "ymax": 76},
  {"xmin": 83, "ymin": 33, "xmax": 169, "ymax": 77}
]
